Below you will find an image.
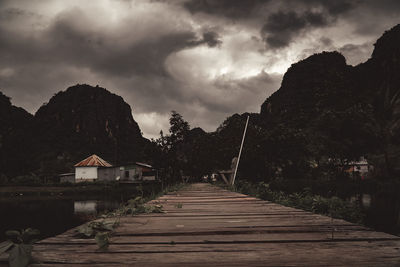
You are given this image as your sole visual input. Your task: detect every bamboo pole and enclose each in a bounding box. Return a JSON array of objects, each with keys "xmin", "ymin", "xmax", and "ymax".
[{"xmin": 232, "ymin": 115, "xmax": 249, "ymax": 186}]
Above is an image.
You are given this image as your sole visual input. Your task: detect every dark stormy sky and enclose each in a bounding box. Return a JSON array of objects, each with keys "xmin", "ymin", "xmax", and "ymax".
[{"xmin": 1, "ymin": 0, "xmax": 400, "ymax": 138}]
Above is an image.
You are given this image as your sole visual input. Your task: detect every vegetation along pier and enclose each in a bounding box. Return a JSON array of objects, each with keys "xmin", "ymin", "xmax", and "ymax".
[{"xmin": 14, "ymin": 183, "xmax": 400, "ymax": 266}]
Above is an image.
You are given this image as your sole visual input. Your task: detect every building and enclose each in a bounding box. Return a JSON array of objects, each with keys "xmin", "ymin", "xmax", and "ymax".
[
  {"xmin": 73, "ymin": 154, "xmax": 157, "ymax": 182},
  {"xmin": 119, "ymin": 162, "xmax": 157, "ymax": 182},
  {"xmin": 74, "ymin": 154, "xmax": 113, "ymax": 182},
  {"xmin": 343, "ymin": 157, "xmax": 372, "ymax": 179}
]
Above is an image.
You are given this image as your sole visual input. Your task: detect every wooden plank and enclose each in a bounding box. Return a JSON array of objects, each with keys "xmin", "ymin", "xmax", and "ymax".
[
  {"xmin": 31, "ymin": 183, "xmax": 400, "ymax": 266},
  {"xmin": 30, "ymin": 241, "xmax": 400, "ymax": 266}
]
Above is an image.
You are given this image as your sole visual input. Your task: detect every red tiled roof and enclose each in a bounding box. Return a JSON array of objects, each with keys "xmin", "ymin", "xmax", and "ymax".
[{"xmin": 74, "ymin": 154, "xmax": 112, "ymax": 167}]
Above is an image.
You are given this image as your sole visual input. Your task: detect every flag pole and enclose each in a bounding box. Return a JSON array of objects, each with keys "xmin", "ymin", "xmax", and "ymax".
[{"xmin": 232, "ymin": 115, "xmax": 249, "ymax": 186}]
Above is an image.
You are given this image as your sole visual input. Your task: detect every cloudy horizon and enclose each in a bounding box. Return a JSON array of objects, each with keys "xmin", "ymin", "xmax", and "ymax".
[{"xmin": 1, "ymin": 0, "xmax": 400, "ymax": 139}]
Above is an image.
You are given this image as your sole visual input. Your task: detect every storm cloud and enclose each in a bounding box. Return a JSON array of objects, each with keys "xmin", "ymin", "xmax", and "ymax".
[
  {"xmin": 261, "ymin": 11, "xmax": 329, "ymax": 48},
  {"xmin": 183, "ymin": 0, "xmax": 269, "ymax": 19},
  {"xmin": 0, "ymin": 0, "xmax": 400, "ymax": 138}
]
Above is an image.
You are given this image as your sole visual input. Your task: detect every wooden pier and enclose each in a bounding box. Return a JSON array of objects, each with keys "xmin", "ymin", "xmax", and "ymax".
[{"xmin": 31, "ymin": 183, "xmax": 400, "ymax": 266}]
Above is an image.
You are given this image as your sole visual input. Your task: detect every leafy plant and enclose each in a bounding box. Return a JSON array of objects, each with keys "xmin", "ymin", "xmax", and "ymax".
[
  {"xmin": 75, "ymin": 219, "xmax": 118, "ymax": 250},
  {"xmin": 0, "ymin": 228, "xmax": 40, "ymax": 267},
  {"xmin": 94, "ymin": 232, "xmax": 111, "ymax": 250},
  {"xmin": 115, "ymin": 196, "xmax": 163, "ymax": 216}
]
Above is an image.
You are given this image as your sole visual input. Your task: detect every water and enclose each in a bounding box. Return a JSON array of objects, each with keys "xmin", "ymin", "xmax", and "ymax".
[
  {"xmin": 0, "ymin": 196, "xmax": 125, "ymax": 242},
  {"xmin": 351, "ymin": 193, "xmax": 400, "ymax": 236}
]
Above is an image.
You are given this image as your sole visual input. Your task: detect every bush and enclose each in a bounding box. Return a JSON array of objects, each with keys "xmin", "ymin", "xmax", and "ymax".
[
  {"xmin": 235, "ymin": 180, "xmax": 365, "ymax": 224},
  {"xmin": 9, "ymin": 175, "xmax": 42, "ymax": 186}
]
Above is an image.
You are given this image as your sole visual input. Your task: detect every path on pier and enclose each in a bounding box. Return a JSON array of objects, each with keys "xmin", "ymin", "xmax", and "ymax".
[{"xmin": 32, "ymin": 183, "xmax": 400, "ymax": 266}]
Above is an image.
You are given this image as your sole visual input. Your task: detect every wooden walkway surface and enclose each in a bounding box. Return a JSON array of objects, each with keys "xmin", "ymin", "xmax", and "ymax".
[{"xmin": 32, "ymin": 183, "xmax": 400, "ymax": 266}]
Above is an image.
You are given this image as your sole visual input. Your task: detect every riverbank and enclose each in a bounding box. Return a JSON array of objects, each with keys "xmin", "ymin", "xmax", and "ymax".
[{"xmin": 0, "ymin": 181, "xmax": 161, "ymax": 198}]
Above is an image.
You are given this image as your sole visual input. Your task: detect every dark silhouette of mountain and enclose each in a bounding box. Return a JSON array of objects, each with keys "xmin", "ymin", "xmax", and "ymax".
[
  {"xmin": 0, "ymin": 84, "xmax": 150, "ymax": 181},
  {"xmin": 35, "ymin": 84, "xmax": 145, "ymax": 168},
  {"xmin": 213, "ymin": 24, "xmax": 400, "ymax": 180},
  {"xmin": 260, "ymin": 51, "xmax": 355, "ymax": 126},
  {"xmin": 0, "ymin": 92, "xmax": 37, "ymax": 177},
  {"xmin": 260, "ymin": 24, "xmax": 400, "ymax": 132}
]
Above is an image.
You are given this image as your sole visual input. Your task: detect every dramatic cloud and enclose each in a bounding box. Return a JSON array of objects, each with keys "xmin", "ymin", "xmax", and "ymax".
[
  {"xmin": 0, "ymin": 0, "xmax": 399, "ymax": 138},
  {"xmin": 339, "ymin": 42, "xmax": 374, "ymax": 66},
  {"xmin": 261, "ymin": 11, "xmax": 329, "ymax": 48},
  {"xmin": 183, "ymin": 0, "xmax": 268, "ymax": 19}
]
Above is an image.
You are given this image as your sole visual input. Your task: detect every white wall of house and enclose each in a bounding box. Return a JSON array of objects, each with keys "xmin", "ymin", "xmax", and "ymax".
[{"xmin": 75, "ymin": 167, "xmax": 98, "ymax": 180}]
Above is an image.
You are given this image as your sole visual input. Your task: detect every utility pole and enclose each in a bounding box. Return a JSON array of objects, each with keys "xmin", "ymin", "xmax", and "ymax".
[{"xmin": 232, "ymin": 115, "xmax": 249, "ymax": 186}]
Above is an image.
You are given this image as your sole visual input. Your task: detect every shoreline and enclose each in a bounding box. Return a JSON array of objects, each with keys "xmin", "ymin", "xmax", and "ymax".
[{"xmin": 0, "ymin": 181, "xmax": 162, "ymax": 198}]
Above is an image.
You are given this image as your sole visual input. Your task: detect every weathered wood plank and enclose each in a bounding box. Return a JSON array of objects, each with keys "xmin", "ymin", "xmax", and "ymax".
[{"xmin": 31, "ymin": 241, "xmax": 400, "ymax": 266}]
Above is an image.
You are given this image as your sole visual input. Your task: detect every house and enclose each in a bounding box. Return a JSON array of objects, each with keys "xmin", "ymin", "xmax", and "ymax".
[
  {"xmin": 74, "ymin": 154, "xmax": 114, "ymax": 182},
  {"xmin": 343, "ymin": 157, "xmax": 372, "ymax": 179},
  {"xmin": 119, "ymin": 162, "xmax": 157, "ymax": 182},
  {"xmin": 73, "ymin": 154, "xmax": 157, "ymax": 182}
]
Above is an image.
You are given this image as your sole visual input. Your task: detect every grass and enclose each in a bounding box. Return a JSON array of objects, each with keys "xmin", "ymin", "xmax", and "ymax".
[{"xmin": 231, "ymin": 180, "xmax": 365, "ymax": 224}]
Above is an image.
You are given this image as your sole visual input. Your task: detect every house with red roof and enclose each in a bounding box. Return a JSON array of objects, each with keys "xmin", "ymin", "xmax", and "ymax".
[
  {"xmin": 72, "ymin": 154, "xmax": 157, "ymax": 182},
  {"xmin": 74, "ymin": 154, "xmax": 114, "ymax": 182}
]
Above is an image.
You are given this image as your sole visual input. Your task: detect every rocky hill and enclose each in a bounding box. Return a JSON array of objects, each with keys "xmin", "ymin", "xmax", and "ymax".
[
  {"xmin": 0, "ymin": 84, "xmax": 148, "ymax": 180},
  {"xmin": 260, "ymin": 24, "xmax": 400, "ymax": 132},
  {"xmin": 260, "ymin": 51, "xmax": 356, "ymax": 127},
  {"xmin": 0, "ymin": 92, "xmax": 37, "ymax": 177},
  {"xmin": 35, "ymin": 84, "xmax": 145, "ymax": 167},
  {"xmin": 214, "ymin": 24, "xmax": 400, "ymax": 180}
]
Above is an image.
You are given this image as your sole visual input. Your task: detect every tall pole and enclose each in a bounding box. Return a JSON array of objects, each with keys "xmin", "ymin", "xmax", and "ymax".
[{"xmin": 232, "ymin": 115, "xmax": 249, "ymax": 186}]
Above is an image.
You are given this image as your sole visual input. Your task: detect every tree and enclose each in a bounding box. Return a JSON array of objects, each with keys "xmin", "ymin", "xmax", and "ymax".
[
  {"xmin": 372, "ymin": 86, "xmax": 400, "ymax": 177},
  {"xmin": 169, "ymin": 111, "xmax": 190, "ymax": 144},
  {"xmin": 154, "ymin": 111, "xmax": 191, "ymax": 183}
]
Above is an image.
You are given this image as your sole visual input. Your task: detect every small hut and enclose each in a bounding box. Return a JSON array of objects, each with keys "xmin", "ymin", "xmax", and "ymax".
[{"xmin": 74, "ymin": 154, "xmax": 113, "ymax": 182}]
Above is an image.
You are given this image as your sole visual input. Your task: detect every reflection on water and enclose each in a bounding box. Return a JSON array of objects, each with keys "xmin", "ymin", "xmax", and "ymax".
[
  {"xmin": 73, "ymin": 200, "xmax": 121, "ymax": 215},
  {"xmin": 350, "ymin": 194, "xmax": 371, "ymax": 209},
  {"xmin": 350, "ymin": 193, "xmax": 400, "ymax": 235},
  {"xmin": 0, "ymin": 196, "xmax": 124, "ymax": 242},
  {"xmin": 74, "ymin": 201, "xmax": 97, "ymax": 214},
  {"xmin": 361, "ymin": 194, "xmax": 371, "ymax": 209}
]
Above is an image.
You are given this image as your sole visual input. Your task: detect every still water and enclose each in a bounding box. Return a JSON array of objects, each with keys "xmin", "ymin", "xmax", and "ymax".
[
  {"xmin": 358, "ymin": 193, "xmax": 400, "ymax": 235},
  {"xmin": 0, "ymin": 196, "xmax": 126, "ymax": 241}
]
